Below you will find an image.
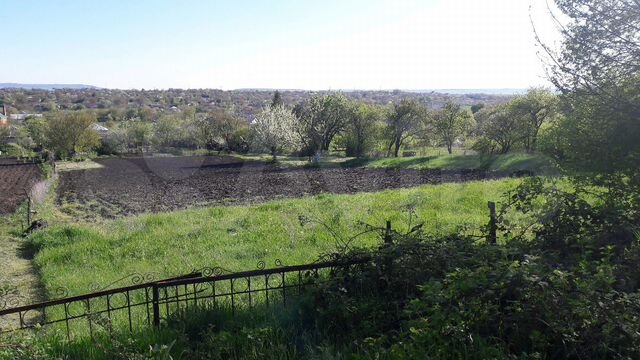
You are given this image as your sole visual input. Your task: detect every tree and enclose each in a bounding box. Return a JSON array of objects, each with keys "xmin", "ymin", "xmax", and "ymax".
[
  {"xmin": 0, "ymin": 124, "xmax": 9, "ymax": 147},
  {"xmin": 192, "ymin": 109, "xmax": 244, "ymax": 150},
  {"xmin": 431, "ymin": 102, "xmax": 474, "ymax": 154},
  {"xmin": 536, "ymin": 0, "xmax": 640, "ymax": 176},
  {"xmin": 271, "ymin": 91, "xmax": 284, "ymax": 108},
  {"xmin": 45, "ymin": 111, "xmax": 100, "ymax": 158},
  {"xmin": 537, "ymin": 0, "xmax": 640, "ymax": 99},
  {"xmin": 297, "ymin": 93, "xmax": 352, "ymax": 155},
  {"xmin": 507, "ymin": 0, "xmax": 640, "ymax": 260},
  {"xmin": 210, "ymin": 110, "xmax": 247, "ymax": 151},
  {"xmin": 343, "ymin": 103, "xmax": 385, "ymax": 157},
  {"xmin": 25, "ymin": 116, "xmax": 48, "ymax": 150},
  {"xmin": 385, "ymin": 100, "xmax": 426, "ymax": 158},
  {"xmin": 126, "ymin": 120, "xmax": 153, "ymax": 148},
  {"xmin": 252, "ymin": 105, "xmax": 300, "ymax": 159},
  {"xmin": 476, "ymin": 104, "xmax": 527, "ymax": 154},
  {"xmin": 154, "ymin": 115, "xmax": 183, "ymax": 148},
  {"xmin": 510, "ymin": 88, "xmax": 557, "ymax": 152},
  {"xmin": 470, "ymin": 103, "xmax": 485, "ymax": 114}
]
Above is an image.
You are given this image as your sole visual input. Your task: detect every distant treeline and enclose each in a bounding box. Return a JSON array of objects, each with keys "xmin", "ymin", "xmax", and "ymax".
[{"xmin": 0, "ymin": 88, "xmax": 509, "ymax": 120}]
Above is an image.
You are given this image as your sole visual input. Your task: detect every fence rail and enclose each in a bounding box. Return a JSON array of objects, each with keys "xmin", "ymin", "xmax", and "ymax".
[{"xmin": 0, "ymin": 257, "xmax": 369, "ymax": 339}]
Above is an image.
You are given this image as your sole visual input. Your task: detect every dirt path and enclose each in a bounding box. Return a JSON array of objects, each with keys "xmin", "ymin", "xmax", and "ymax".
[
  {"xmin": 0, "ymin": 225, "xmax": 43, "ymax": 330},
  {"xmin": 0, "ymin": 176, "xmax": 52, "ymax": 331}
]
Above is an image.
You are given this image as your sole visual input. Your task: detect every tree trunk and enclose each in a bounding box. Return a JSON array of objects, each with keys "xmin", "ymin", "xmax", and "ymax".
[
  {"xmin": 447, "ymin": 142, "xmax": 452, "ymax": 154},
  {"xmin": 393, "ymin": 139, "xmax": 401, "ymax": 157},
  {"xmin": 531, "ymin": 128, "xmax": 539, "ymax": 152}
]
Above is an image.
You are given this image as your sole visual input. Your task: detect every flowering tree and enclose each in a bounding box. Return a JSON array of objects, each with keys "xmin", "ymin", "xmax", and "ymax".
[{"xmin": 252, "ymin": 105, "xmax": 301, "ymax": 159}]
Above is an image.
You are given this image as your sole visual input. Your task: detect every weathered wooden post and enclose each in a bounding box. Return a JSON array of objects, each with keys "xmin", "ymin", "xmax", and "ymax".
[
  {"xmin": 384, "ymin": 220, "xmax": 392, "ymax": 245},
  {"xmin": 487, "ymin": 201, "xmax": 497, "ymax": 244},
  {"xmin": 23, "ymin": 189, "xmax": 31, "ymax": 226}
]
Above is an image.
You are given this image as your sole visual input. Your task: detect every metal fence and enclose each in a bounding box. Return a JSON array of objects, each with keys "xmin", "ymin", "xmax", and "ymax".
[{"xmin": 0, "ymin": 258, "xmax": 369, "ymax": 339}]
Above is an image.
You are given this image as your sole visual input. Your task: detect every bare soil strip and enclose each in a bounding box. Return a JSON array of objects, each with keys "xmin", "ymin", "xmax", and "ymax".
[
  {"xmin": 0, "ymin": 163, "xmax": 42, "ymax": 215},
  {"xmin": 57, "ymin": 155, "xmax": 504, "ymax": 219}
]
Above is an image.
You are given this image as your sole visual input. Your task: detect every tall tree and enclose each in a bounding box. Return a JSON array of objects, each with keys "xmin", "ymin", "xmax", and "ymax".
[
  {"xmin": 45, "ymin": 111, "xmax": 100, "ymax": 158},
  {"xmin": 476, "ymin": 104, "xmax": 527, "ymax": 154},
  {"xmin": 431, "ymin": 102, "xmax": 474, "ymax": 154},
  {"xmin": 153, "ymin": 115, "xmax": 183, "ymax": 148},
  {"xmin": 25, "ymin": 116, "xmax": 48, "ymax": 150},
  {"xmin": 511, "ymin": 88, "xmax": 557, "ymax": 152},
  {"xmin": 537, "ymin": 0, "xmax": 640, "ymax": 100},
  {"xmin": 0, "ymin": 123, "xmax": 9, "ymax": 147},
  {"xmin": 343, "ymin": 103, "xmax": 385, "ymax": 157},
  {"xmin": 271, "ymin": 90, "xmax": 284, "ymax": 108},
  {"xmin": 536, "ymin": 0, "xmax": 640, "ymax": 176},
  {"xmin": 297, "ymin": 93, "xmax": 352, "ymax": 155},
  {"xmin": 126, "ymin": 120, "xmax": 153, "ymax": 148},
  {"xmin": 252, "ymin": 105, "xmax": 300, "ymax": 159},
  {"xmin": 385, "ymin": 100, "xmax": 426, "ymax": 158}
]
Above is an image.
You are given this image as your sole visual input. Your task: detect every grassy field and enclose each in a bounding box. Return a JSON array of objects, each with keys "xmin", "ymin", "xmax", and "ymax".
[
  {"xmin": 232, "ymin": 151, "xmax": 558, "ymax": 175},
  {"xmin": 30, "ymin": 178, "xmax": 521, "ymax": 299},
  {"xmin": 355, "ymin": 152, "xmax": 558, "ymax": 173}
]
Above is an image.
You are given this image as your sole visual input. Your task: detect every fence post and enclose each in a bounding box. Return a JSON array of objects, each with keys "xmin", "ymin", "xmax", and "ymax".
[
  {"xmin": 384, "ymin": 220, "xmax": 392, "ymax": 245},
  {"xmin": 152, "ymin": 284, "xmax": 160, "ymax": 328},
  {"xmin": 23, "ymin": 189, "xmax": 31, "ymax": 226},
  {"xmin": 487, "ymin": 201, "xmax": 497, "ymax": 244}
]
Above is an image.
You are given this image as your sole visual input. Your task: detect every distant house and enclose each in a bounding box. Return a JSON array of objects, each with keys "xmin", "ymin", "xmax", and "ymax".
[
  {"xmin": 91, "ymin": 123, "xmax": 109, "ymax": 137},
  {"xmin": 0, "ymin": 104, "xmax": 7, "ymax": 126},
  {"xmin": 9, "ymin": 113, "xmax": 43, "ymax": 123}
]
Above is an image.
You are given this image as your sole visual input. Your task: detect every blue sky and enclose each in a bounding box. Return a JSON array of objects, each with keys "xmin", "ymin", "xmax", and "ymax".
[{"xmin": 0, "ymin": 0, "xmax": 558, "ymax": 90}]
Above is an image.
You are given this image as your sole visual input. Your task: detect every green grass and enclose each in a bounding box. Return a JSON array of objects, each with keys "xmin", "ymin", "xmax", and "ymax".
[
  {"xmin": 349, "ymin": 152, "xmax": 558, "ymax": 174},
  {"xmin": 229, "ymin": 151, "xmax": 558, "ymax": 175},
  {"xmin": 30, "ymin": 178, "xmax": 520, "ymax": 299}
]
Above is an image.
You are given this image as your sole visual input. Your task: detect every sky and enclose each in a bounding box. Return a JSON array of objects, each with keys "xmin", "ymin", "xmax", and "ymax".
[{"xmin": 0, "ymin": 0, "xmax": 560, "ymax": 90}]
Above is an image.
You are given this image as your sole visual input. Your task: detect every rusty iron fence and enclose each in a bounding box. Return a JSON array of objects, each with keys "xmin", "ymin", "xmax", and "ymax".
[{"xmin": 0, "ymin": 258, "xmax": 369, "ymax": 339}]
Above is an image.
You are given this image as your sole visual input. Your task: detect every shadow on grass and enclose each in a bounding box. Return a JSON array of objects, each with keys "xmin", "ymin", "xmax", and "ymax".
[{"xmin": 6, "ymin": 295, "xmax": 319, "ymax": 360}]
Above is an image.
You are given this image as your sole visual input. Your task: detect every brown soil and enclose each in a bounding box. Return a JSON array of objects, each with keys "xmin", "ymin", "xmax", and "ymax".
[
  {"xmin": 57, "ymin": 156, "xmax": 501, "ymax": 219},
  {"xmin": 0, "ymin": 163, "xmax": 42, "ymax": 215}
]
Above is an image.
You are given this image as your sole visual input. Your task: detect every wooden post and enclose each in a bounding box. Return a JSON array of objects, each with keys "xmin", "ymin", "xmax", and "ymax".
[
  {"xmin": 152, "ymin": 284, "xmax": 160, "ymax": 328},
  {"xmin": 487, "ymin": 201, "xmax": 497, "ymax": 244},
  {"xmin": 23, "ymin": 189, "xmax": 31, "ymax": 226},
  {"xmin": 384, "ymin": 220, "xmax": 392, "ymax": 245}
]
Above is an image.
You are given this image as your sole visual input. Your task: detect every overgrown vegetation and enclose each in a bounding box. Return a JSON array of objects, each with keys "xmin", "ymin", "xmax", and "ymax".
[
  {"xmin": 5, "ymin": 199, "xmax": 639, "ymax": 359},
  {"xmin": 29, "ymin": 179, "xmax": 518, "ymax": 298},
  {"xmin": 1, "ymin": 0, "xmax": 639, "ymax": 358}
]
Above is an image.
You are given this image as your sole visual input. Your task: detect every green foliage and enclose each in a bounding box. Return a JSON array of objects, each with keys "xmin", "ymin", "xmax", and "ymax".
[
  {"xmin": 473, "ymin": 89, "xmax": 557, "ymax": 156},
  {"xmin": 296, "ymin": 93, "xmax": 353, "ymax": 155},
  {"xmin": 44, "ymin": 111, "xmax": 101, "ymax": 159},
  {"xmin": 431, "ymin": 101, "xmax": 474, "ymax": 155},
  {"xmin": 190, "ymin": 109, "xmax": 245, "ymax": 150},
  {"xmin": 30, "ymin": 179, "xmax": 516, "ymax": 302},
  {"xmin": 270, "ymin": 90, "xmax": 284, "ymax": 108},
  {"xmin": 0, "ymin": 142, "xmax": 34, "ymax": 158},
  {"xmin": 126, "ymin": 120, "xmax": 154, "ymax": 148},
  {"xmin": 385, "ymin": 99, "xmax": 426, "ymax": 158},
  {"xmin": 474, "ymin": 104, "xmax": 526, "ymax": 154},
  {"xmin": 12, "ymin": 221, "xmax": 640, "ymax": 359},
  {"xmin": 25, "ymin": 116, "xmax": 48, "ymax": 149},
  {"xmin": 153, "ymin": 115, "xmax": 184, "ymax": 148},
  {"xmin": 341, "ymin": 102, "xmax": 386, "ymax": 157},
  {"xmin": 509, "ymin": 88, "xmax": 557, "ymax": 152},
  {"xmin": 360, "ymin": 152, "xmax": 557, "ymax": 175}
]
